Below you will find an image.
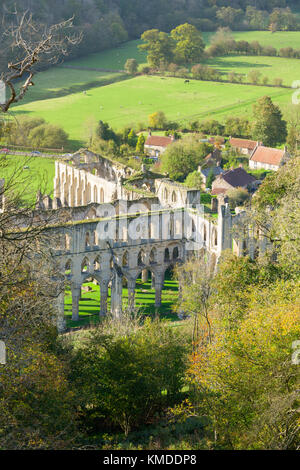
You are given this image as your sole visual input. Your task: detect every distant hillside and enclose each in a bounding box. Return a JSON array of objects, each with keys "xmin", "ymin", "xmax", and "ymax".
[{"xmin": 0, "ymin": 1, "xmax": 299, "ymax": 73}]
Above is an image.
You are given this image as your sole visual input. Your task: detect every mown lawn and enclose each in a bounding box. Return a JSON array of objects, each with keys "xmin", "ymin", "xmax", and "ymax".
[
  {"xmin": 0, "ymin": 154, "xmax": 56, "ymax": 203},
  {"xmin": 12, "ymin": 75, "xmax": 293, "ymax": 140},
  {"xmin": 64, "ymin": 274, "xmax": 179, "ymax": 329}
]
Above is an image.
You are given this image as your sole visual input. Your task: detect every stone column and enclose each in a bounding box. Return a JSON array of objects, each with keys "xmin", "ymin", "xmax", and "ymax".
[
  {"xmin": 55, "ymin": 290, "xmax": 66, "ymax": 332},
  {"xmin": 154, "ymin": 272, "xmax": 164, "ymax": 308},
  {"xmin": 141, "ymin": 268, "xmax": 148, "ymax": 283},
  {"xmin": 151, "ymin": 272, "xmax": 155, "ymax": 289},
  {"xmin": 100, "ymin": 279, "xmax": 109, "ymax": 317},
  {"xmin": 111, "ymin": 271, "xmax": 123, "ymax": 318},
  {"xmin": 71, "ymin": 285, "xmax": 81, "ymax": 321},
  {"xmin": 127, "ymin": 278, "xmax": 136, "ymax": 312}
]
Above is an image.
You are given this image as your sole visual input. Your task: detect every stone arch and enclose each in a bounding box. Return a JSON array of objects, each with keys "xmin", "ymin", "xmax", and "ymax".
[
  {"xmin": 85, "ymin": 232, "xmax": 91, "ymax": 248},
  {"xmin": 65, "ymin": 259, "xmax": 72, "ymax": 275},
  {"xmin": 100, "ymin": 188, "xmax": 104, "ymax": 203},
  {"xmin": 171, "ymin": 191, "xmax": 177, "ymax": 203},
  {"xmin": 137, "ymin": 249, "xmax": 146, "ymax": 266},
  {"xmin": 93, "ymin": 255, "xmax": 101, "ymax": 271},
  {"xmin": 81, "ymin": 257, "xmax": 90, "ymax": 273},
  {"xmin": 203, "ymin": 224, "xmax": 207, "ymax": 243},
  {"xmin": 93, "ymin": 185, "xmax": 98, "ymax": 203},
  {"xmin": 164, "ymin": 187, "xmax": 169, "ymax": 201},
  {"xmin": 164, "ymin": 247, "xmax": 170, "ymax": 262},
  {"xmin": 149, "ymin": 247, "xmax": 157, "ymax": 264},
  {"xmin": 173, "ymin": 246, "xmax": 179, "ymax": 260}
]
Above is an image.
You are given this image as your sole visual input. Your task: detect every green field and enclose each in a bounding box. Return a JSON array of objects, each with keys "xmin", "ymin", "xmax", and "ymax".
[
  {"xmin": 203, "ymin": 30, "xmax": 300, "ymax": 49},
  {"xmin": 64, "ymin": 274, "xmax": 179, "ymax": 329},
  {"xmin": 12, "ymin": 75, "xmax": 293, "ymax": 140},
  {"xmin": 0, "ymin": 155, "xmax": 56, "ymax": 201},
  {"xmin": 65, "ymin": 39, "xmax": 147, "ymax": 70},
  {"xmin": 18, "ymin": 67, "xmax": 126, "ymax": 104},
  {"xmin": 204, "ymin": 55, "xmax": 300, "ymax": 86}
]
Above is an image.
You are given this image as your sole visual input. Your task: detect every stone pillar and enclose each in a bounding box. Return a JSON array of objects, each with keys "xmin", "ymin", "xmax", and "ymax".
[
  {"xmin": 151, "ymin": 272, "xmax": 155, "ymax": 290},
  {"xmin": 71, "ymin": 285, "xmax": 81, "ymax": 321},
  {"xmin": 111, "ymin": 272, "xmax": 123, "ymax": 318},
  {"xmin": 154, "ymin": 272, "xmax": 164, "ymax": 308},
  {"xmin": 100, "ymin": 279, "xmax": 109, "ymax": 317},
  {"xmin": 55, "ymin": 290, "xmax": 66, "ymax": 332},
  {"xmin": 141, "ymin": 268, "xmax": 148, "ymax": 283},
  {"xmin": 127, "ymin": 278, "xmax": 136, "ymax": 312}
]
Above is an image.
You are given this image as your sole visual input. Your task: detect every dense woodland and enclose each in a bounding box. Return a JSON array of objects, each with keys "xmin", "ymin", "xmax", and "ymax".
[{"xmin": 0, "ymin": 0, "xmax": 300, "ymax": 71}]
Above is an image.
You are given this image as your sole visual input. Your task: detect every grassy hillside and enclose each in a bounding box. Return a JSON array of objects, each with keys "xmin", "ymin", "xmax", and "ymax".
[
  {"xmin": 12, "ymin": 75, "xmax": 293, "ymax": 141},
  {"xmin": 203, "ymin": 30, "xmax": 300, "ymax": 49},
  {"xmin": 65, "ymin": 39, "xmax": 146, "ymax": 70},
  {"xmin": 19, "ymin": 68, "xmax": 126, "ymax": 104},
  {"xmin": 204, "ymin": 55, "xmax": 300, "ymax": 86}
]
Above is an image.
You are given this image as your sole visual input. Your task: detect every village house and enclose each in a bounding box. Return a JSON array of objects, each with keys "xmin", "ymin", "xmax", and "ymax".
[
  {"xmin": 211, "ymin": 166, "xmax": 256, "ymax": 196},
  {"xmin": 144, "ymin": 132, "xmax": 175, "ymax": 159},
  {"xmin": 230, "ymin": 137, "xmax": 260, "ymax": 156},
  {"xmin": 204, "ymin": 148, "xmax": 222, "ymax": 167},
  {"xmin": 249, "ymin": 145, "xmax": 290, "ymax": 171}
]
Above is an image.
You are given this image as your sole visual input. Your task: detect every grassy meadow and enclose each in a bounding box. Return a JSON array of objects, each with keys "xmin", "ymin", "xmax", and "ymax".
[
  {"xmin": 0, "ymin": 154, "xmax": 56, "ymax": 202},
  {"xmin": 12, "ymin": 75, "xmax": 293, "ymax": 140},
  {"xmin": 203, "ymin": 30, "xmax": 300, "ymax": 49},
  {"xmin": 204, "ymin": 54, "xmax": 300, "ymax": 86},
  {"xmin": 65, "ymin": 39, "xmax": 147, "ymax": 70}
]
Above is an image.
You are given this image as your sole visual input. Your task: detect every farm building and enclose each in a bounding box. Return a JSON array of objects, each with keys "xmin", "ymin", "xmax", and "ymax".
[
  {"xmin": 230, "ymin": 138, "xmax": 260, "ymax": 156},
  {"xmin": 144, "ymin": 133, "xmax": 175, "ymax": 158},
  {"xmin": 249, "ymin": 145, "xmax": 290, "ymax": 171}
]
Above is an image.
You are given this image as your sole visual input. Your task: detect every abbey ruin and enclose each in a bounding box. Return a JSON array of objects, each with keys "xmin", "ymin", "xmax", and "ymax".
[{"xmin": 32, "ymin": 149, "xmax": 269, "ymax": 332}]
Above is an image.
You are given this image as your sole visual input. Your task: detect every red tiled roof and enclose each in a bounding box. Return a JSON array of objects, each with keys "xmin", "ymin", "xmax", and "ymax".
[
  {"xmin": 145, "ymin": 136, "xmax": 173, "ymax": 147},
  {"xmin": 230, "ymin": 138, "xmax": 258, "ymax": 150},
  {"xmin": 250, "ymin": 146, "xmax": 285, "ymax": 166}
]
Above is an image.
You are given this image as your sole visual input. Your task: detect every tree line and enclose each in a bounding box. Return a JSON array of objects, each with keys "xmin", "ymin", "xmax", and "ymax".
[{"xmin": 0, "ymin": 1, "xmax": 299, "ymax": 74}]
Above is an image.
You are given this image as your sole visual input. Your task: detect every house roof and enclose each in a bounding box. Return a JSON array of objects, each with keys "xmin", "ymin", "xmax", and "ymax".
[
  {"xmin": 200, "ymin": 166, "xmax": 224, "ymax": 178},
  {"xmin": 250, "ymin": 146, "xmax": 285, "ymax": 166},
  {"xmin": 145, "ymin": 135, "xmax": 173, "ymax": 148},
  {"xmin": 214, "ymin": 167, "xmax": 256, "ymax": 189},
  {"xmin": 230, "ymin": 138, "xmax": 258, "ymax": 150}
]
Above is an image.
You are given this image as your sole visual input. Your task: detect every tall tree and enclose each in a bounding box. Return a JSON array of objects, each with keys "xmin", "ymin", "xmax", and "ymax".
[
  {"xmin": 139, "ymin": 29, "xmax": 174, "ymax": 68},
  {"xmin": 170, "ymin": 23, "xmax": 205, "ymax": 64},
  {"xmin": 252, "ymin": 96, "xmax": 287, "ymax": 146}
]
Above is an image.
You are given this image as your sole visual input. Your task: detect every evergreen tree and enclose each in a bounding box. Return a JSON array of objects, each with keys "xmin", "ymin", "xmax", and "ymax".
[{"xmin": 136, "ymin": 134, "xmax": 145, "ymax": 153}]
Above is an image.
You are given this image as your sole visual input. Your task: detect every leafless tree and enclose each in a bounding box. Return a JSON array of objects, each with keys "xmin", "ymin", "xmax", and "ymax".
[{"xmin": 0, "ymin": 10, "xmax": 82, "ymax": 112}]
